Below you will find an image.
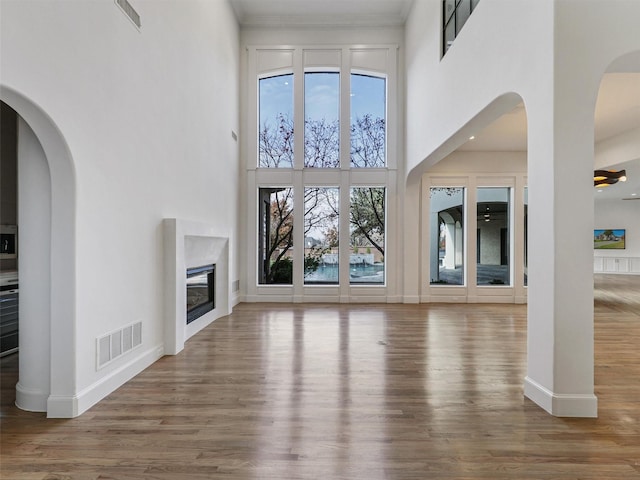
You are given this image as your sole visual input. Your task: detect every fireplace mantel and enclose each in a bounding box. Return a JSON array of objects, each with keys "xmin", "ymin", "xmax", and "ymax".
[{"xmin": 163, "ymin": 218, "xmax": 230, "ymax": 355}]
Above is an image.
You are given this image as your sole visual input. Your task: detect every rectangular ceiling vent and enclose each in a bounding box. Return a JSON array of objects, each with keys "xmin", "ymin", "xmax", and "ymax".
[{"xmin": 115, "ymin": 0, "xmax": 141, "ymax": 29}]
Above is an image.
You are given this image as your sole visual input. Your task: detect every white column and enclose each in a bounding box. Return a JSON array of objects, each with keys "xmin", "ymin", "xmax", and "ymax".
[
  {"xmin": 403, "ymin": 178, "xmax": 420, "ymax": 302},
  {"xmin": 443, "ymin": 222, "xmax": 455, "ymax": 269},
  {"xmin": 16, "ymin": 117, "xmax": 51, "ymax": 412},
  {"xmin": 524, "ymin": 81, "xmax": 597, "ymax": 417}
]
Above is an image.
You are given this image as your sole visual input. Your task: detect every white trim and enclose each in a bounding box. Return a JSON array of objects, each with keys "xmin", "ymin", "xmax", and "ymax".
[
  {"xmin": 524, "ymin": 376, "xmax": 598, "ymax": 418},
  {"xmin": 16, "ymin": 382, "xmax": 48, "ymax": 412},
  {"xmin": 47, "ymin": 343, "xmax": 164, "ymax": 418}
]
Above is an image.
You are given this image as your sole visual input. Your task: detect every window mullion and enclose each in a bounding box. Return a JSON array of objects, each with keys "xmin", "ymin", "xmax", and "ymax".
[
  {"xmin": 339, "ymin": 175, "xmax": 351, "ymax": 292},
  {"xmin": 293, "ymin": 49, "xmax": 305, "ymax": 171},
  {"xmin": 340, "ymin": 47, "xmax": 351, "ymax": 172}
]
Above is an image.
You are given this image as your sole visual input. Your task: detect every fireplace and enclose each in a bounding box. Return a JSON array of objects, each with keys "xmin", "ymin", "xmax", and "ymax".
[
  {"xmin": 164, "ymin": 218, "xmax": 230, "ymax": 355},
  {"xmin": 186, "ymin": 264, "xmax": 215, "ymax": 324}
]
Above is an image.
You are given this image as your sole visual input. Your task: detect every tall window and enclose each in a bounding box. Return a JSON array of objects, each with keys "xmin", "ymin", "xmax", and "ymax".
[
  {"xmin": 251, "ymin": 46, "xmax": 395, "ymax": 295},
  {"xmin": 259, "ymin": 74, "xmax": 294, "ymax": 168},
  {"xmin": 258, "ymin": 187, "xmax": 293, "ymax": 284},
  {"xmin": 305, "ymin": 72, "xmax": 340, "ymax": 168},
  {"xmin": 477, "ymin": 187, "xmax": 510, "ymax": 286},
  {"xmin": 304, "ymin": 187, "xmax": 339, "ymax": 284},
  {"xmin": 350, "ymin": 74, "xmax": 386, "ymax": 168},
  {"xmin": 430, "ymin": 187, "xmax": 465, "ymax": 285},
  {"xmin": 350, "ymin": 187, "xmax": 385, "ymax": 284}
]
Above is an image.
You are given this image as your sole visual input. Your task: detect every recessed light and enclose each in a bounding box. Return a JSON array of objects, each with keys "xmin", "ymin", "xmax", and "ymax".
[
  {"xmin": 469, "ymin": 135, "xmax": 475, "ymax": 140},
  {"xmin": 597, "ymin": 190, "xmax": 603, "ymax": 193},
  {"xmin": 632, "ymin": 193, "xmax": 637, "ymax": 196}
]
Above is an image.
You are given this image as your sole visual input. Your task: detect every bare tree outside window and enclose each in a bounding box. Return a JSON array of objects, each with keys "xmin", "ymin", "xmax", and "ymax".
[
  {"xmin": 257, "ymin": 71, "xmax": 388, "ymax": 286},
  {"xmin": 259, "ymin": 74, "xmax": 293, "ymax": 168},
  {"xmin": 350, "ymin": 74, "xmax": 386, "ymax": 168},
  {"xmin": 305, "ymin": 72, "xmax": 340, "ymax": 168},
  {"xmin": 304, "ymin": 187, "xmax": 339, "ymax": 284},
  {"xmin": 350, "ymin": 187, "xmax": 385, "ymax": 284},
  {"xmin": 258, "ymin": 187, "xmax": 293, "ymax": 284}
]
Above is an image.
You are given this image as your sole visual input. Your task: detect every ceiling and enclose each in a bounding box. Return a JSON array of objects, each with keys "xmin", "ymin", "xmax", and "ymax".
[
  {"xmin": 229, "ymin": 0, "xmax": 639, "ymax": 202},
  {"xmin": 229, "ymin": 0, "xmax": 415, "ymax": 27},
  {"xmin": 459, "ymin": 74, "xmax": 640, "ymax": 152}
]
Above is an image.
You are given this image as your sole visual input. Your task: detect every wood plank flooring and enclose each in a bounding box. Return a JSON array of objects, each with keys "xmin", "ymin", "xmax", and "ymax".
[{"xmin": 1, "ymin": 274, "xmax": 639, "ymax": 479}]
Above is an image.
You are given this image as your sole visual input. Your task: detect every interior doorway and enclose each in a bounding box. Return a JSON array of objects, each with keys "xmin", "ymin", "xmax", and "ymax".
[{"xmin": 0, "ymin": 86, "xmax": 77, "ymax": 417}]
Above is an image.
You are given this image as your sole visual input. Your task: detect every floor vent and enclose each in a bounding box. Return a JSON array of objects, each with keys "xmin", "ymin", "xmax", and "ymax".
[
  {"xmin": 233, "ymin": 280, "xmax": 240, "ymax": 293},
  {"xmin": 115, "ymin": 0, "xmax": 141, "ymax": 29},
  {"xmin": 97, "ymin": 321, "xmax": 142, "ymax": 369}
]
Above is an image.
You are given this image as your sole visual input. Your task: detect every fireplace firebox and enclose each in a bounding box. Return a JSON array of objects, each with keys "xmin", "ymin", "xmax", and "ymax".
[{"xmin": 186, "ymin": 264, "xmax": 215, "ymax": 324}]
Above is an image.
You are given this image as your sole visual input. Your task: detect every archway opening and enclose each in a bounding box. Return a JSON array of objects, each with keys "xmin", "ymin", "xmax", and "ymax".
[
  {"xmin": 592, "ymin": 55, "xmax": 640, "ymax": 410},
  {"xmin": 0, "ymin": 87, "xmax": 77, "ymax": 418}
]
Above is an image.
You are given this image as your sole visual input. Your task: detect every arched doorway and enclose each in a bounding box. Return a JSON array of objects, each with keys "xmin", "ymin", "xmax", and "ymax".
[{"xmin": 0, "ymin": 86, "xmax": 77, "ymax": 418}]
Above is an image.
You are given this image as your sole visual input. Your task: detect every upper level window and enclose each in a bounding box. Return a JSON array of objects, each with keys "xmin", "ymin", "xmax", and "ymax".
[
  {"xmin": 304, "ymin": 72, "xmax": 340, "ymax": 168},
  {"xmin": 443, "ymin": 0, "xmax": 481, "ymax": 56},
  {"xmin": 258, "ymin": 70, "xmax": 387, "ymax": 169},
  {"xmin": 259, "ymin": 73, "xmax": 293, "ymax": 168},
  {"xmin": 350, "ymin": 74, "xmax": 386, "ymax": 168}
]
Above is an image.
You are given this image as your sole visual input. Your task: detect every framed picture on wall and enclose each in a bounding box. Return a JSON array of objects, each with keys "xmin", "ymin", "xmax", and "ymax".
[{"xmin": 594, "ymin": 229, "xmax": 626, "ymax": 249}]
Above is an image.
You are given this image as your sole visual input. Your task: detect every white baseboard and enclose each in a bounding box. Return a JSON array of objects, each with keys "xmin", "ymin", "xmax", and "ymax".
[
  {"xmin": 524, "ymin": 376, "xmax": 598, "ymax": 418},
  {"xmin": 422, "ymin": 295, "xmax": 468, "ymax": 303},
  {"xmin": 47, "ymin": 343, "xmax": 164, "ymax": 418},
  {"xmin": 232, "ymin": 292, "xmax": 242, "ymax": 307},
  {"xmin": 403, "ymin": 295, "xmax": 420, "ymax": 304},
  {"xmin": 16, "ymin": 382, "xmax": 48, "ymax": 412}
]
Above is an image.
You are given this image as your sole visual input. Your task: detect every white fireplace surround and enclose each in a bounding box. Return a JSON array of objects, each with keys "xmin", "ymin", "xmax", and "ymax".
[{"xmin": 163, "ymin": 218, "xmax": 230, "ymax": 355}]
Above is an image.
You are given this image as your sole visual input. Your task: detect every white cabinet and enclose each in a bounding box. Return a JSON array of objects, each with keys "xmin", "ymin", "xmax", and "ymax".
[{"xmin": 594, "ymin": 256, "xmax": 640, "ymax": 274}]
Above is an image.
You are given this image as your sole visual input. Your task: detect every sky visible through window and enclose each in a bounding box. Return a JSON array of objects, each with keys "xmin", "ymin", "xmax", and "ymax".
[
  {"xmin": 305, "ymin": 72, "xmax": 339, "ymax": 124},
  {"xmin": 259, "ymin": 73, "xmax": 385, "ymax": 122},
  {"xmin": 259, "ymin": 74, "xmax": 293, "ymax": 129},
  {"xmin": 350, "ymin": 73, "xmax": 385, "ymax": 122}
]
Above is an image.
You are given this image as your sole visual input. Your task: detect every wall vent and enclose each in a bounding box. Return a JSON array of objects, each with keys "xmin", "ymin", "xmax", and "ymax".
[
  {"xmin": 232, "ymin": 280, "xmax": 240, "ymax": 293},
  {"xmin": 97, "ymin": 321, "xmax": 142, "ymax": 369},
  {"xmin": 115, "ymin": 0, "xmax": 141, "ymax": 29}
]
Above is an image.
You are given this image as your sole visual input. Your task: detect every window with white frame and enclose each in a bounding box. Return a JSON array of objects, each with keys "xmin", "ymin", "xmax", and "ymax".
[{"xmin": 249, "ymin": 47, "xmax": 396, "ymax": 295}]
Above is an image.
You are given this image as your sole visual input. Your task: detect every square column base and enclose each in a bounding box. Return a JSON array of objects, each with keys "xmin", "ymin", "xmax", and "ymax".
[{"xmin": 524, "ymin": 376, "xmax": 598, "ymax": 417}]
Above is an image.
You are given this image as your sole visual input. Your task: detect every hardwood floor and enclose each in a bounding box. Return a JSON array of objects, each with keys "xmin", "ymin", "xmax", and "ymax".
[{"xmin": 2, "ymin": 274, "xmax": 639, "ymax": 479}]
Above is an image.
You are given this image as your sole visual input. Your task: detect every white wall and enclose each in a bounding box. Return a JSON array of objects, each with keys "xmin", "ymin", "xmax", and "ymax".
[
  {"xmin": 1, "ymin": 0, "xmax": 240, "ymax": 416},
  {"xmin": 404, "ymin": 0, "xmax": 552, "ymax": 178}
]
